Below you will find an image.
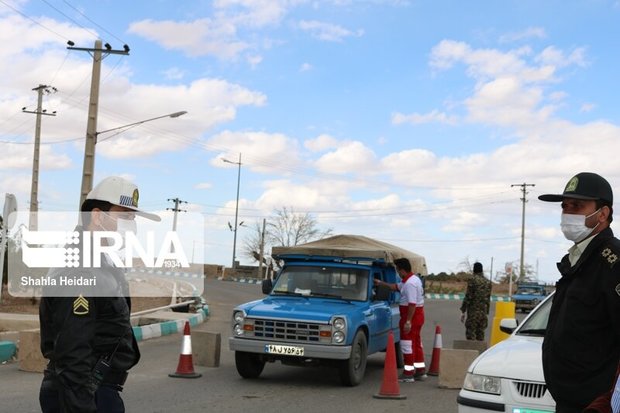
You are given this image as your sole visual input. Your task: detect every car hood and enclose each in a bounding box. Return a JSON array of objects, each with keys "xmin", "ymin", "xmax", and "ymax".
[
  {"xmin": 239, "ymin": 297, "xmax": 360, "ymax": 323},
  {"xmin": 469, "ymin": 335, "xmax": 544, "ymax": 381}
]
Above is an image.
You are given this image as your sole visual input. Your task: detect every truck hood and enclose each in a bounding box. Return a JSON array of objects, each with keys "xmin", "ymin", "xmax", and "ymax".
[
  {"xmin": 469, "ymin": 335, "xmax": 544, "ymax": 382},
  {"xmin": 239, "ymin": 296, "xmax": 360, "ymax": 323}
]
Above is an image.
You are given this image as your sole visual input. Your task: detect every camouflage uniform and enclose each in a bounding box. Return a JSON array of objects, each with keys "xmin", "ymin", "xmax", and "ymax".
[{"xmin": 460, "ymin": 274, "xmax": 491, "ymax": 341}]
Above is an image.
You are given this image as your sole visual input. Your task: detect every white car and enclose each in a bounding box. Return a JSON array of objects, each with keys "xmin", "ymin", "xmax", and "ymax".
[{"xmin": 457, "ymin": 292, "xmax": 556, "ymax": 413}]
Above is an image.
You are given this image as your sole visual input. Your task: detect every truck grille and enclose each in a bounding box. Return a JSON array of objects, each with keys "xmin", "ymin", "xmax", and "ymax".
[
  {"xmin": 252, "ymin": 319, "xmax": 323, "ymax": 343},
  {"xmin": 513, "ymin": 381, "xmax": 547, "ymax": 398}
]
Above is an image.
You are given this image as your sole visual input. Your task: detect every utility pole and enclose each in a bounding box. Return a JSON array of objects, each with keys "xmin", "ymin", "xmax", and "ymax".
[
  {"xmin": 22, "ymin": 84, "xmax": 57, "ymax": 230},
  {"xmin": 222, "ymin": 153, "xmax": 243, "ymax": 268},
  {"xmin": 258, "ymin": 218, "xmax": 266, "ymax": 279},
  {"xmin": 511, "ymin": 182, "xmax": 535, "ymax": 282},
  {"xmin": 166, "ymin": 198, "xmax": 187, "ymax": 231},
  {"xmin": 67, "ymin": 40, "xmax": 130, "ymax": 208}
]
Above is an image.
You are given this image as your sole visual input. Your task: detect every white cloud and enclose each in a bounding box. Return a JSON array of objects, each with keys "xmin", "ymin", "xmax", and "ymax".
[
  {"xmin": 298, "ymin": 20, "xmax": 363, "ymax": 42},
  {"xmin": 580, "ymin": 102, "xmax": 595, "ymax": 113},
  {"xmin": 207, "ymin": 130, "xmax": 302, "ymax": 174},
  {"xmin": 304, "ymin": 134, "xmax": 338, "ymax": 151},
  {"xmin": 128, "ymin": 18, "xmax": 249, "ymax": 60},
  {"xmin": 391, "ymin": 110, "xmax": 458, "ymax": 125},
  {"xmin": 535, "ymin": 46, "xmax": 588, "ymax": 68},
  {"xmin": 499, "ymin": 27, "xmax": 547, "ymax": 43},
  {"xmin": 300, "ymin": 62, "xmax": 313, "ymax": 72},
  {"xmin": 162, "ymin": 67, "xmax": 186, "ymax": 80},
  {"xmin": 313, "ymin": 141, "xmax": 376, "ymax": 174},
  {"xmin": 195, "ymin": 182, "xmax": 213, "ymax": 190},
  {"xmin": 0, "ymin": 143, "xmax": 71, "ymax": 169}
]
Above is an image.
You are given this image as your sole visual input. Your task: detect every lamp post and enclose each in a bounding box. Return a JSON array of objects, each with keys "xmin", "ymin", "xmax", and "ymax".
[
  {"xmin": 222, "ymin": 153, "xmax": 242, "ymax": 268},
  {"xmin": 78, "ymin": 110, "xmax": 187, "ymax": 206}
]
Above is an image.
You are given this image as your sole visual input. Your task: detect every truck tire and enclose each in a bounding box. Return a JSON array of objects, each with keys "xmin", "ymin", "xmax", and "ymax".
[
  {"xmin": 339, "ymin": 330, "xmax": 368, "ymax": 386},
  {"xmin": 235, "ymin": 351, "xmax": 265, "ymax": 379}
]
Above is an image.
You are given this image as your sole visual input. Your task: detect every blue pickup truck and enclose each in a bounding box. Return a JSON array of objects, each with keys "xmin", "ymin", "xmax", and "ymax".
[
  {"xmin": 511, "ymin": 282, "xmax": 549, "ymax": 313},
  {"xmin": 228, "ymin": 234, "xmax": 427, "ymax": 386}
]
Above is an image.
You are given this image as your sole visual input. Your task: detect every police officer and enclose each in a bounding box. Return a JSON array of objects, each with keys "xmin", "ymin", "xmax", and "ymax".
[
  {"xmin": 39, "ymin": 176, "xmax": 160, "ymax": 413},
  {"xmin": 459, "ymin": 262, "xmax": 491, "ymax": 341},
  {"xmin": 539, "ymin": 172, "xmax": 620, "ymax": 413}
]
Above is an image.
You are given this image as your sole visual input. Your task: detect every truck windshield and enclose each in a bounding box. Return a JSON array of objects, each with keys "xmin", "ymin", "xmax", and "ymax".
[
  {"xmin": 272, "ymin": 265, "xmax": 369, "ymax": 301},
  {"xmin": 516, "ymin": 287, "xmax": 543, "ymax": 295}
]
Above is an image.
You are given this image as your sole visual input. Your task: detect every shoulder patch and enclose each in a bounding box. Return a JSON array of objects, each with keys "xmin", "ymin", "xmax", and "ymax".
[
  {"xmin": 73, "ymin": 295, "xmax": 89, "ymax": 315},
  {"xmin": 601, "ymin": 247, "xmax": 619, "ymax": 268}
]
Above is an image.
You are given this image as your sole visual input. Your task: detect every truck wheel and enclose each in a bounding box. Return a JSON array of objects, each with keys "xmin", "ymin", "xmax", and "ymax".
[
  {"xmin": 395, "ymin": 340, "xmax": 404, "ymax": 369},
  {"xmin": 235, "ymin": 351, "xmax": 265, "ymax": 379},
  {"xmin": 339, "ymin": 330, "xmax": 368, "ymax": 386}
]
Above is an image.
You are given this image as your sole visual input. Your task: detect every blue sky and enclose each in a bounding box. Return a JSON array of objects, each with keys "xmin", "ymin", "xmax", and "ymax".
[{"xmin": 1, "ymin": 0, "xmax": 620, "ymax": 283}]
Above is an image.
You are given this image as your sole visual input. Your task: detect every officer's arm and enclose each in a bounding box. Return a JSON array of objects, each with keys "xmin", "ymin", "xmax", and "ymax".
[
  {"xmin": 460, "ymin": 280, "xmax": 472, "ymax": 313},
  {"xmin": 51, "ymin": 296, "xmax": 98, "ymax": 413}
]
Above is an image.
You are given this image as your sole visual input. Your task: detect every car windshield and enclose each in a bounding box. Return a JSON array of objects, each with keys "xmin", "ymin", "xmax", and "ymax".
[
  {"xmin": 515, "ymin": 293, "xmax": 553, "ymax": 336},
  {"xmin": 272, "ymin": 265, "xmax": 369, "ymax": 301},
  {"xmin": 516, "ymin": 287, "xmax": 543, "ymax": 295}
]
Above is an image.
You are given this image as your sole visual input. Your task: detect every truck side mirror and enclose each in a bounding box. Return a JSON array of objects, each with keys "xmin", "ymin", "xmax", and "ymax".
[
  {"xmin": 374, "ymin": 283, "xmax": 391, "ymax": 301},
  {"xmin": 262, "ymin": 279, "xmax": 273, "ymax": 295}
]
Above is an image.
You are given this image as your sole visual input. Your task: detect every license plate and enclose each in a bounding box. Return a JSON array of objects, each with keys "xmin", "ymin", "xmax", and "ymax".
[
  {"xmin": 264, "ymin": 344, "xmax": 304, "ymax": 356},
  {"xmin": 512, "ymin": 408, "xmax": 554, "ymax": 413}
]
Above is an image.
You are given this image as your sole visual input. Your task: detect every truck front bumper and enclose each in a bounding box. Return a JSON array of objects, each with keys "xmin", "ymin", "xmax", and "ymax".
[{"xmin": 229, "ymin": 337, "xmax": 352, "ymax": 360}]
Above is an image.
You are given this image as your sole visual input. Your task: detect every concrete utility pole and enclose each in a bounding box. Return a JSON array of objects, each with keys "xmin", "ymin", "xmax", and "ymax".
[
  {"xmin": 258, "ymin": 218, "xmax": 266, "ymax": 279},
  {"xmin": 68, "ymin": 40, "xmax": 130, "ymax": 208},
  {"xmin": 222, "ymin": 153, "xmax": 243, "ymax": 268},
  {"xmin": 511, "ymin": 182, "xmax": 536, "ymax": 282},
  {"xmin": 22, "ymin": 84, "xmax": 57, "ymax": 230},
  {"xmin": 166, "ymin": 197, "xmax": 187, "ymax": 232}
]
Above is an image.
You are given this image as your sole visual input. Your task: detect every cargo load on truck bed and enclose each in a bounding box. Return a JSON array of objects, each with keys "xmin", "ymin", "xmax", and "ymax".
[{"xmin": 271, "ymin": 234, "xmax": 428, "ymax": 275}]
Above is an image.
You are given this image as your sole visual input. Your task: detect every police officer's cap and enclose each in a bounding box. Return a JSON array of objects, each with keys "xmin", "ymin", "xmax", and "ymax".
[
  {"xmin": 538, "ymin": 172, "xmax": 613, "ymax": 205},
  {"xmin": 86, "ymin": 176, "xmax": 161, "ymax": 221}
]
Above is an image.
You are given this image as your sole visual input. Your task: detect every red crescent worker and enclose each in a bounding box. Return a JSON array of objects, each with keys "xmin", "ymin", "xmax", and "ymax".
[{"xmin": 375, "ymin": 257, "xmax": 426, "ymax": 382}]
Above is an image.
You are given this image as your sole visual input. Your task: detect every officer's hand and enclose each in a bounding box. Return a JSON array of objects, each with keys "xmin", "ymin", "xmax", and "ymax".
[{"xmin": 460, "ymin": 313, "xmax": 465, "ymax": 323}]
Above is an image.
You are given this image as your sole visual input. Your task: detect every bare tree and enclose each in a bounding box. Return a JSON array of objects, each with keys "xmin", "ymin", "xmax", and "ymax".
[{"xmin": 242, "ymin": 206, "xmax": 332, "ymax": 263}]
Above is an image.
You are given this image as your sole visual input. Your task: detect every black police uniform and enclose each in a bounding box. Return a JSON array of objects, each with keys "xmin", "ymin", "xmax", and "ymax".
[
  {"xmin": 39, "ymin": 229, "xmax": 140, "ymax": 413},
  {"xmin": 542, "ymin": 227, "xmax": 620, "ymax": 412}
]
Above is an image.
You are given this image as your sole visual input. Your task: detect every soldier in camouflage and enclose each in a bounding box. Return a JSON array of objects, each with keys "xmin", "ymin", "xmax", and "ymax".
[{"xmin": 459, "ymin": 262, "xmax": 492, "ymax": 341}]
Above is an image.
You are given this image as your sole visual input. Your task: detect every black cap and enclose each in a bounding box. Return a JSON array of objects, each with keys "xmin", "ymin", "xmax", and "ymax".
[
  {"xmin": 473, "ymin": 262, "xmax": 483, "ymax": 273},
  {"xmin": 538, "ymin": 172, "xmax": 613, "ymax": 205}
]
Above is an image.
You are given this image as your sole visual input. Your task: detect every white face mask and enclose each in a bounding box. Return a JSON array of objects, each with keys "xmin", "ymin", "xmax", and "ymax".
[
  {"xmin": 98, "ymin": 212, "xmax": 137, "ymax": 248},
  {"xmin": 560, "ymin": 208, "xmax": 601, "ymax": 243}
]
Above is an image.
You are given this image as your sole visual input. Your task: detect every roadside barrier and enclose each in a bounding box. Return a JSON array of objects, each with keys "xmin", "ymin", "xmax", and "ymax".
[
  {"xmin": 373, "ymin": 330, "xmax": 406, "ymax": 400},
  {"xmin": 428, "ymin": 324, "xmax": 442, "ymax": 376},
  {"xmin": 169, "ymin": 321, "xmax": 202, "ymax": 378}
]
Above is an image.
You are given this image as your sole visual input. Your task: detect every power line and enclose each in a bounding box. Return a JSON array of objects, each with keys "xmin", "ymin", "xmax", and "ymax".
[
  {"xmin": 0, "ymin": 0, "xmax": 69, "ymax": 41},
  {"xmin": 62, "ymin": 0, "xmax": 127, "ymax": 45},
  {"xmin": 40, "ymin": 0, "xmax": 99, "ymax": 39}
]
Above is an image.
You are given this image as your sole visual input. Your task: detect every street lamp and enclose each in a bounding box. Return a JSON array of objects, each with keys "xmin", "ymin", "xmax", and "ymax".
[
  {"xmin": 222, "ymin": 153, "xmax": 242, "ymax": 268},
  {"xmin": 78, "ymin": 111, "xmax": 187, "ymax": 206}
]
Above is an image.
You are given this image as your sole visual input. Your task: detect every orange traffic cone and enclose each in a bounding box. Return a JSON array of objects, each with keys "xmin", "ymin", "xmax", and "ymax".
[
  {"xmin": 373, "ymin": 330, "xmax": 406, "ymax": 399},
  {"xmin": 427, "ymin": 324, "xmax": 442, "ymax": 376},
  {"xmin": 169, "ymin": 321, "xmax": 202, "ymax": 378}
]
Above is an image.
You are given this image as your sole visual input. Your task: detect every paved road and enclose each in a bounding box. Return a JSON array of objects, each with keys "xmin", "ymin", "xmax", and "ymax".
[{"xmin": 0, "ymin": 278, "xmax": 516, "ymax": 412}]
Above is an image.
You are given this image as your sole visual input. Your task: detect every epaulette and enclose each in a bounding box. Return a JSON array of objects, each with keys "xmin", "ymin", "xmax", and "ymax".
[{"xmin": 601, "ymin": 237, "xmax": 620, "ymax": 268}]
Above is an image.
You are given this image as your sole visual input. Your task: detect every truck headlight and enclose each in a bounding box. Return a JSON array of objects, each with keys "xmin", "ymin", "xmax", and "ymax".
[
  {"xmin": 333, "ymin": 317, "xmax": 346, "ymax": 330},
  {"xmin": 462, "ymin": 373, "xmax": 501, "ymax": 395},
  {"xmin": 233, "ymin": 310, "xmax": 245, "ymax": 323},
  {"xmin": 333, "ymin": 331, "xmax": 345, "ymax": 343},
  {"xmin": 234, "ymin": 324, "xmax": 244, "ymax": 336}
]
